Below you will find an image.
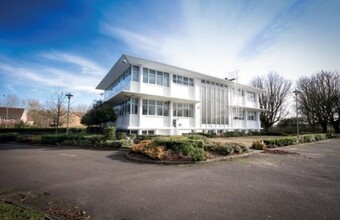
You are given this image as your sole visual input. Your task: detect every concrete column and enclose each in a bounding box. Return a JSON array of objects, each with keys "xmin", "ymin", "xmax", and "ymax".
[{"xmin": 138, "ymin": 97, "xmax": 143, "ymax": 135}]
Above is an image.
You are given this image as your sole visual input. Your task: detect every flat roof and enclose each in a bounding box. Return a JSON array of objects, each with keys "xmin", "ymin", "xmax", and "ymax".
[{"xmin": 96, "ymin": 54, "xmax": 266, "ymax": 93}]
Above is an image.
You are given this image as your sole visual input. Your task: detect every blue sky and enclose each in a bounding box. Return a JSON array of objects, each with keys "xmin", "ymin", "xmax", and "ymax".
[{"xmin": 1, "ymin": 0, "xmax": 339, "ymax": 108}]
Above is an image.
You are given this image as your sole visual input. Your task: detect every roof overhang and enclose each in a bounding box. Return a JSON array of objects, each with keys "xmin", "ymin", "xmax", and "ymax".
[{"xmin": 97, "ymin": 54, "xmax": 267, "ymax": 94}]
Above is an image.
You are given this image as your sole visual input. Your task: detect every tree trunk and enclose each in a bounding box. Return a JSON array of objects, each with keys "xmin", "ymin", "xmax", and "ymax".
[
  {"xmin": 321, "ymin": 123, "xmax": 328, "ymax": 133},
  {"xmin": 332, "ymin": 120, "xmax": 340, "ymax": 133}
]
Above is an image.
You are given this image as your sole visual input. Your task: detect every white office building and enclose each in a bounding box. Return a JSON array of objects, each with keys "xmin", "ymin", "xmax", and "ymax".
[{"xmin": 96, "ymin": 55, "xmax": 264, "ymax": 135}]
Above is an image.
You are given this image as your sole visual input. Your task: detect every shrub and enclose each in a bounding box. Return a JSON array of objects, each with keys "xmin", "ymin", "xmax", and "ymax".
[
  {"xmin": 131, "ymin": 140, "xmax": 166, "ymax": 160},
  {"xmin": 100, "ymin": 140, "xmax": 132, "ymax": 149},
  {"xmin": 16, "ymin": 135, "xmax": 42, "ymax": 144},
  {"xmin": 232, "ymin": 145, "xmax": 243, "ymax": 154},
  {"xmin": 0, "ymin": 133, "xmax": 18, "ymax": 143},
  {"xmin": 116, "ymin": 132, "xmax": 127, "ymax": 140},
  {"xmin": 103, "ymin": 127, "xmax": 116, "ymax": 140},
  {"xmin": 153, "ymin": 136, "xmax": 204, "ymax": 150},
  {"xmin": 184, "ymin": 134, "xmax": 208, "ymax": 142},
  {"xmin": 252, "ymin": 140, "xmax": 266, "ymax": 150},
  {"xmin": 263, "ymin": 137, "xmax": 296, "ymax": 147},
  {"xmin": 204, "ymin": 142, "xmax": 234, "ymax": 155}
]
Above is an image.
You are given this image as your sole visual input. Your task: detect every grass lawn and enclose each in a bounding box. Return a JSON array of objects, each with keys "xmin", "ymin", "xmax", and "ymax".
[{"xmin": 0, "ymin": 201, "xmax": 45, "ymax": 220}]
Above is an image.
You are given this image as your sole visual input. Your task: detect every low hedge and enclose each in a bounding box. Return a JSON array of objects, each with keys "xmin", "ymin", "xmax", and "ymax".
[
  {"xmin": 153, "ymin": 136, "xmax": 204, "ymax": 149},
  {"xmin": 257, "ymin": 133, "xmax": 331, "ymax": 149},
  {"xmin": 0, "ymin": 133, "xmax": 18, "ymax": 143},
  {"xmin": 204, "ymin": 142, "xmax": 248, "ymax": 155},
  {"xmin": 0, "ymin": 128, "xmax": 85, "ymax": 134}
]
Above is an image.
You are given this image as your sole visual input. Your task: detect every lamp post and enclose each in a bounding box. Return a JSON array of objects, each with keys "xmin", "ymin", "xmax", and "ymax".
[
  {"xmin": 2, "ymin": 95, "xmax": 8, "ymax": 128},
  {"xmin": 293, "ymin": 90, "xmax": 301, "ymax": 140},
  {"xmin": 65, "ymin": 93, "xmax": 73, "ymax": 134}
]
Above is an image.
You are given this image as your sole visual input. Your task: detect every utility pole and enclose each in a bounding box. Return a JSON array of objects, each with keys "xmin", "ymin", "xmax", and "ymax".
[{"xmin": 65, "ymin": 93, "xmax": 73, "ymax": 134}]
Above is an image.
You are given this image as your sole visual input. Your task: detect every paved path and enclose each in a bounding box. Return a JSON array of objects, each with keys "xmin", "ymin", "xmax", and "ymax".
[{"xmin": 0, "ymin": 140, "xmax": 339, "ymax": 220}]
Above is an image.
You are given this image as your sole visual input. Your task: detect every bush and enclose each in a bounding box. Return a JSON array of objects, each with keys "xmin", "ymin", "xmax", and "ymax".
[
  {"xmin": 100, "ymin": 140, "xmax": 132, "ymax": 149},
  {"xmin": 183, "ymin": 134, "xmax": 208, "ymax": 142},
  {"xmin": 116, "ymin": 132, "xmax": 127, "ymax": 140},
  {"xmin": 103, "ymin": 127, "xmax": 116, "ymax": 140},
  {"xmin": 263, "ymin": 137, "xmax": 297, "ymax": 147},
  {"xmin": 0, "ymin": 133, "xmax": 18, "ymax": 143},
  {"xmin": 153, "ymin": 137, "xmax": 204, "ymax": 149},
  {"xmin": 16, "ymin": 135, "xmax": 42, "ymax": 144},
  {"xmin": 0, "ymin": 128, "xmax": 85, "ymax": 134},
  {"xmin": 252, "ymin": 140, "xmax": 266, "ymax": 150},
  {"xmin": 204, "ymin": 142, "xmax": 247, "ymax": 155},
  {"xmin": 134, "ymin": 135, "xmax": 159, "ymax": 143}
]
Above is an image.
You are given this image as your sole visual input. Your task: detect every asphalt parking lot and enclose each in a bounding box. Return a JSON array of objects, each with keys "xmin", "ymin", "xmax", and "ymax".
[{"xmin": 0, "ymin": 139, "xmax": 339, "ymax": 220}]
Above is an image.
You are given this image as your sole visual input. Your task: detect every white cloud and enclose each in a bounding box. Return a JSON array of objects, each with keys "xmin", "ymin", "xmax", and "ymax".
[
  {"xmin": 39, "ymin": 51, "xmax": 106, "ymax": 76},
  {"xmin": 101, "ymin": 0, "xmax": 340, "ymax": 85}
]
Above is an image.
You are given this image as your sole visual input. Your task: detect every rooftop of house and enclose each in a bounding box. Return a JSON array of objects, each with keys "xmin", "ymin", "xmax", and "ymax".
[{"xmin": 0, "ymin": 107, "xmax": 26, "ymax": 120}]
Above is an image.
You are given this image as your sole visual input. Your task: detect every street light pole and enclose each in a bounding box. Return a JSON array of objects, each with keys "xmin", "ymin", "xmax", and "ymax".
[
  {"xmin": 65, "ymin": 93, "xmax": 73, "ymax": 134},
  {"xmin": 293, "ymin": 90, "xmax": 301, "ymax": 140},
  {"xmin": 3, "ymin": 95, "xmax": 8, "ymax": 128}
]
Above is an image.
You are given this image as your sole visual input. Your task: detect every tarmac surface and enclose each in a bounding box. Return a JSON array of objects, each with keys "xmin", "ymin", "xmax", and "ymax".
[{"xmin": 0, "ymin": 139, "xmax": 339, "ymax": 220}]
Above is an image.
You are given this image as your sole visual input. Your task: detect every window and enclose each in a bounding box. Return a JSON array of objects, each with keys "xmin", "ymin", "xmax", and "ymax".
[
  {"xmin": 149, "ymin": 70, "xmax": 156, "ymax": 84},
  {"xmin": 156, "ymin": 101, "xmax": 163, "ymax": 116},
  {"xmin": 142, "ymin": 99, "xmax": 169, "ymax": 116},
  {"xmin": 247, "ymin": 92, "xmax": 256, "ymax": 102},
  {"xmin": 173, "ymin": 103, "xmax": 194, "ymax": 117},
  {"xmin": 164, "ymin": 72, "xmax": 169, "ymax": 86},
  {"xmin": 156, "ymin": 71, "xmax": 163, "ymax": 85},
  {"xmin": 233, "ymin": 108, "xmax": 244, "ymax": 120},
  {"xmin": 173, "ymin": 74, "xmax": 194, "ymax": 86},
  {"xmin": 131, "ymin": 98, "xmax": 138, "ymax": 114},
  {"xmin": 148, "ymin": 100, "xmax": 155, "ymax": 115},
  {"xmin": 142, "ymin": 99, "xmax": 148, "ymax": 115},
  {"xmin": 247, "ymin": 111, "xmax": 256, "ymax": 120},
  {"xmin": 133, "ymin": 66, "xmax": 139, "ymax": 81},
  {"xmin": 143, "ymin": 68, "xmax": 148, "ymax": 83},
  {"xmin": 142, "ymin": 68, "xmax": 169, "ymax": 87},
  {"xmin": 113, "ymin": 98, "xmax": 135, "ymax": 117}
]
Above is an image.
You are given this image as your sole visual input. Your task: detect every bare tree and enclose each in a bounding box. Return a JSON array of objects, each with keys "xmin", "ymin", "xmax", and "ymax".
[
  {"xmin": 27, "ymin": 99, "xmax": 49, "ymax": 127},
  {"xmin": 45, "ymin": 87, "xmax": 68, "ymax": 132},
  {"xmin": 297, "ymin": 71, "xmax": 340, "ymax": 133},
  {"xmin": 73, "ymin": 104, "xmax": 88, "ymax": 113},
  {"xmin": 251, "ymin": 72, "xmax": 292, "ymax": 131},
  {"xmin": 1, "ymin": 94, "xmax": 25, "ymax": 108}
]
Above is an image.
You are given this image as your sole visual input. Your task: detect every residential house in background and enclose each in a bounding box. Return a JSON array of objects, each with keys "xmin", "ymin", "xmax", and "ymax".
[
  {"xmin": 96, "ymin": 55, "xmax": 265, "ymax": 135},
  {"xmin": 0, "ymin": 107, "xmax": 27, "ymax": 127}
]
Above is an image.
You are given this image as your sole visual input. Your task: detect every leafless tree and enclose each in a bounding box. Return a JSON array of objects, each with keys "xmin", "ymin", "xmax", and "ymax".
[
  {"xmin": 73, "ymin": 104, "xmax": 88, "ymax": 113},
  {"xmin": 1, "ymin": 94, "xmax": 26, "ymax": 108},
  {"xmin": 45, "ymin": 87, "xmax": 68, "ymax": 132},
  {"xmin": 297, "ymin": 71, "xmax": 340, "ymax": 133},
  {"xmin": 251, "ymin": 72, "xmax": 292, "ymax": 131}
]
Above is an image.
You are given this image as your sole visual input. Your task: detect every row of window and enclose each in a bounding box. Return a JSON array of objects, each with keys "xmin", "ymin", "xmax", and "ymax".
[
  {"xmin": 233, "ymin": 109, "xmax": 257, "ymax": 121},
  {"xmin": 201, "ymin": 80, "xmax": 228, "ymax": 88},
  {"xmin": 113, "ymin": 98, "xmax": 139, "ymax": 116},
  {"xmin": 143, "ymin": 68, "xmax": 170, "ymax": 86},
  {"xmin": 108, "ymin": 68, "xmax": 131, "ymax": 90},
  {"xmin": 173, "ymin": 103, "xmax": 194, "ymax": 117},
  {"xmin": 173, "ymin": 74, "xmax": 194, "ymax": 86},
  {"xmin": 142, "ymin": 99, "xmax": 170, "ymax": 116}
]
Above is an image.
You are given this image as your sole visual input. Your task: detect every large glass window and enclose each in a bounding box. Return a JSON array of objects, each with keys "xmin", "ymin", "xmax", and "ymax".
[
  {"xmin": 148, "ymin": 100, "xmax": 155, "ymax": 115},
  {"xmin": 156, "ymin": 101, "xmax": 163, "ymax": 116},
  {"xmin": 164, "ymin": 72, "xmax": 169, "ymax": 86},
  {"xmin": 201, "ymin": 80, "xmax": 229, "ymax": 125},
  {"xmin": 233, "ymin": 108, "xmax": 244, "ymax": 120}
]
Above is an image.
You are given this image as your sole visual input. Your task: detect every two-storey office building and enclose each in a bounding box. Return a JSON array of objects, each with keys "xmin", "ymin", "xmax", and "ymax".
[{"xmin": 96, "ymin": 54, "xmax": 265, "ymax": 135}]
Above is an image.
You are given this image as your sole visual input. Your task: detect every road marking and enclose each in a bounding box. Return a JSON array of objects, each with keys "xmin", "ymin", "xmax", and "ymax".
[{"xmin": 58, "ymin": 153, "xmax": 78, "ymax": 157}]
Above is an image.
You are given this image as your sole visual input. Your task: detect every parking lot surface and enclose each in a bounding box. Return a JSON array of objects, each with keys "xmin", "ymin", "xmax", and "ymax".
[{"xmin": 0, "ymin": 139, "xmax": 339, "ymax": 219}]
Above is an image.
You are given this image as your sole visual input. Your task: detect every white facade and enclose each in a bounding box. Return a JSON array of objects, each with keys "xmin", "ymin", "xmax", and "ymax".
[{"xmin": 96, "ymin": 55, "xmax": 265, "ymax": 135}]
